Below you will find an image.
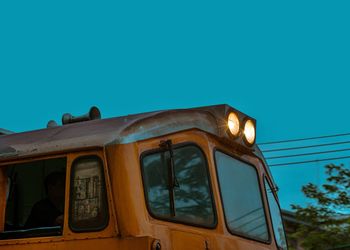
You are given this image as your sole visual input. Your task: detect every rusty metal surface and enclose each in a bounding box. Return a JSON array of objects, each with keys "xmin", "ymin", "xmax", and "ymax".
[{"xmin": 0, "ymin": 105, "xmax": 246, "ymax": 161}]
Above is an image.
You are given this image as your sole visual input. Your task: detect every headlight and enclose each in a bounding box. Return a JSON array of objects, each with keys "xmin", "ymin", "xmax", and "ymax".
[
  {"xmin": 228, "ymin": 112, "xmax": 240, "ymax": 137},
  {"xmin": 243, "ymin": 119, "xmax": 256, "ymax": 145}
]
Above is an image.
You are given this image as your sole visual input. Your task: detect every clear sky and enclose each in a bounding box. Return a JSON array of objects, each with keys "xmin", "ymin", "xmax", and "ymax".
[{"xmin": 1, "ymin": 1, "xmax": 350, "ymax": 211}]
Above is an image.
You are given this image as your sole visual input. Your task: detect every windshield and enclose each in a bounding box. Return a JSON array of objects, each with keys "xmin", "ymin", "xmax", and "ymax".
[
  {"xmin": 215, "ymin": 151, "xmax": 269, "ymax": 242},
  {"xmin": 142, "ymin": 144, "xmax": 216, "ymax": 227}
]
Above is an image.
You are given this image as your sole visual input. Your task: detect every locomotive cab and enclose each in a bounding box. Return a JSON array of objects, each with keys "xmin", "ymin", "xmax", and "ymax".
[{"xmin": 0, "ymin": 105, "xmax": 287, "ymax": 250}]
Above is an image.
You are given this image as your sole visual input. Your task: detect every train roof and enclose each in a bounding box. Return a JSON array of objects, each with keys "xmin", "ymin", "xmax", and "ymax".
[
  {"xmin": 0, "ymin": 128, "xmax": 14, "ymax": 136},
  {"xmin": 0, "ymin": 104, "xmax": 260, "ymax": 161}
]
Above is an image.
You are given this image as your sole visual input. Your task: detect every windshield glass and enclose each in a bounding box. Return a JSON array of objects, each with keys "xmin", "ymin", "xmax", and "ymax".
[
  {"xmin": 215, "ymin": 151, "xmax": 269, "ymax": 242},
  {"xmin": 142, "ymin": 145, "xmax": 216, "ymax": 227},
  {"xmin": 264, "ymin": 178, "xmax": 288, "ymax": 249}
]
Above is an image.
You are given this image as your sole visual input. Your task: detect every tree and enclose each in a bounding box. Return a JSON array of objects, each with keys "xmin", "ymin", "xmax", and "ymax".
[{"xmin": 290, "ymin": 164, "xmax": 350, "ymax": 250}]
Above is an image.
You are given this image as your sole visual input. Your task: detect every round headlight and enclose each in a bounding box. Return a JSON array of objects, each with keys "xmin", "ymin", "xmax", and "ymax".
[
  {"xmin": 228, "ymin": 112, "xmax": 240, "ymax": 137},
  {"xmin": 244, "ymin": 119, "xmax": 256, "ymax": 145}
]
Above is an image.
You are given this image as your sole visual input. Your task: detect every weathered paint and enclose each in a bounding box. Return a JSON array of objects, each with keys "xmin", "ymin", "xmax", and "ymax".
[
  {"xmin": 0, "ymin": 105, "xmax": 252, "ymax": 161},
  {"xmin": 0, "ymin": 104, "xmax": 284, "ymax": 249}
]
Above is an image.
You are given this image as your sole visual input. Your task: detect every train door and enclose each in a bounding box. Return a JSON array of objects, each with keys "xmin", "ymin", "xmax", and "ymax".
[{"xmin": 139, "ymin": 131, "xmax": 217, "ymax": 250}]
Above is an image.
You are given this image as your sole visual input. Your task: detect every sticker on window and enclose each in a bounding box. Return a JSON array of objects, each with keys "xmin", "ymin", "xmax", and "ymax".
[{"xmin": 70, "ymin": 156, "xmax": 108, "ymax": 232}]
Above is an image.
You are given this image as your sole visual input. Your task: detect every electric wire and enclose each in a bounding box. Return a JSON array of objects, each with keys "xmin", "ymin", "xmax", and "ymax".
[
  {"xmin": 261, "ymin": 140, "xmax": 350, "ymax": 153},
  {"xmin": 265, "ymin": 148, "xmax": 350, "ymax": 160},
  {"xmin": 269, "ymin": 155, "xmax": 350, "ymax": 167},
  {"xmin": 259, "ymin": 132, "xmax": 350, "ymax": 145},
  {"xmin": 259, "ymin": 133, "xmax": 350, "ymax": 166}
]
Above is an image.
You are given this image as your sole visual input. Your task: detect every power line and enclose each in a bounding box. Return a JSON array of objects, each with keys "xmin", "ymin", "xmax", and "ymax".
[
  {"xmin": 265, "ymin": 148, "xmax": 350, "ymax": 160},
  {"xmin": 262, "ymin": 140, "xmax": 350, "ymax": 153},
  {"xmin": 269, "ymin": 155, "xmax": 350, "ymax": 167},
  {"xmin": 259, "ymin": 132, "xmax": 350, "ymax": 145}
]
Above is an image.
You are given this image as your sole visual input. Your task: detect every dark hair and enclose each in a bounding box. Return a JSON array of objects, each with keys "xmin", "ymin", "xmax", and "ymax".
[{"xmin": 44, "ymin": 171, "xmax": 66, "ymax": 194}]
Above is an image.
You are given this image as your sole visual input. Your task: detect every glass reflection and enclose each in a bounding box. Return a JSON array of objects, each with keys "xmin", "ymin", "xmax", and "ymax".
[
  {"xmin": 142, "ymin": 145, "xmax": 215, "ymax": 226},
  {"xmin": 216, "ymin": 151, "xmax": 269, "ymax": 241},
  {"xmin": 265, "ymin": 179, "xmax": 288, "ymax": 250}
]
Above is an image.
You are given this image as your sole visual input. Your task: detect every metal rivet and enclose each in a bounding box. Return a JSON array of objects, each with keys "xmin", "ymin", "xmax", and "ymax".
[{"xmin": 152, "ymin": 240, "xmax": 161, "ymax": 250}]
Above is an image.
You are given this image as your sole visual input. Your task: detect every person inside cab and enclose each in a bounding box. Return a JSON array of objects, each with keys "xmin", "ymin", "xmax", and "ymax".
[{"xmin": 25, "ymin": 172, "xmax": 66, "ymax": 228}]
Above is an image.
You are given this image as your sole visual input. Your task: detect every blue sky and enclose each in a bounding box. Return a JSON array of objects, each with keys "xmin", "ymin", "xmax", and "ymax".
[{"xmin": 1, "ymin": 1, "xmax": 350, "ymax": 211}]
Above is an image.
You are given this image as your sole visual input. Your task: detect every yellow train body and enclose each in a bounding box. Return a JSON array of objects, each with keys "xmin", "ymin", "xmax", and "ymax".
[{"xmin": 0, "ymin": 105, "xmax": 287, "ymax": 250}]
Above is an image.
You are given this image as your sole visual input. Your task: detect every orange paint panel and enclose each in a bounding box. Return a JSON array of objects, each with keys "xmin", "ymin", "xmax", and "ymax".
[
  {"xmin": 0, "ymin": 237, "xmax": 155, "ymax": 250},
  {"xmin": 171, "ymin": 230, "xmax": 207, "ymax": 250}
]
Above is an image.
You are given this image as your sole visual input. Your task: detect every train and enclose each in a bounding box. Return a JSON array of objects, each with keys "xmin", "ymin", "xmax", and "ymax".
[{"xmin": 0, "ymin": 104, "xmax": 287, "ymax": 249}]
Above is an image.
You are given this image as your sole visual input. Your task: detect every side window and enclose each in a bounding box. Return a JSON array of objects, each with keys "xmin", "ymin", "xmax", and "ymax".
[
  {"xmin": 141, "ymin": 144, "xmax": 216, "ymax": 227},
  {"xmin": 69, "ymin": 156, "xmax": 108, "ymax": 232},
  {"xmin": 264, "ymin": 178, "xmax": 288, "ymax": 250},
  {"xmin": 215, "ymin": 151, "xmax": 269, "ymax": 242},
  {"xmin": 0, "ymin": 158, "xmax": 66, "ymax": 239}
]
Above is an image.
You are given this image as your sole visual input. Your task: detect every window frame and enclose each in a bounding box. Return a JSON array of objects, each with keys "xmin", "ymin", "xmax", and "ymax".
[
  {"xmin": 0, "ymin": 156, "xmax": 67, "ymax": 240},
  {"xmin": 69, "ymin": 155, "xmax": 109, "ymax": 233},
  {"xmin": 140, "ymin": 142, "xmax": 218, "ymax": 229},
  {"xmin": 213, "ymin": 148, "xmax": 271, "ymax": 244},
  {"xmin": 263, "ymin": 175, "xmax": 288, "ymax": 250}
]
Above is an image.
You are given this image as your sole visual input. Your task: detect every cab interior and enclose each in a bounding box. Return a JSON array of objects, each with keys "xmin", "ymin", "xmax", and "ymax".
[{"xmin": 1, "ymin": 158, "xmax": 66, "ymax": 239}]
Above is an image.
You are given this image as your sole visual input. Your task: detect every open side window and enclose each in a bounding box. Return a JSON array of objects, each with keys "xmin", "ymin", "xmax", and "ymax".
[{"xmin": 0, "ymin": 158, "xmax": 66, "ymax": 240}]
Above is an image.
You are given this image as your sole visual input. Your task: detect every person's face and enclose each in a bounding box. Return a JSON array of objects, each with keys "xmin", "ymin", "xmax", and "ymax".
[{"xmin": 48, "ymin": 179, "xmax": 65, "ymax": 202}]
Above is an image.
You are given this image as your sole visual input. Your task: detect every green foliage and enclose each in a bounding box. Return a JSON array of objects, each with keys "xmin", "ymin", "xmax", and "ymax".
[{"xmin": 290, "ymin": 164, "xmax": 350, "ymax": 250}]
